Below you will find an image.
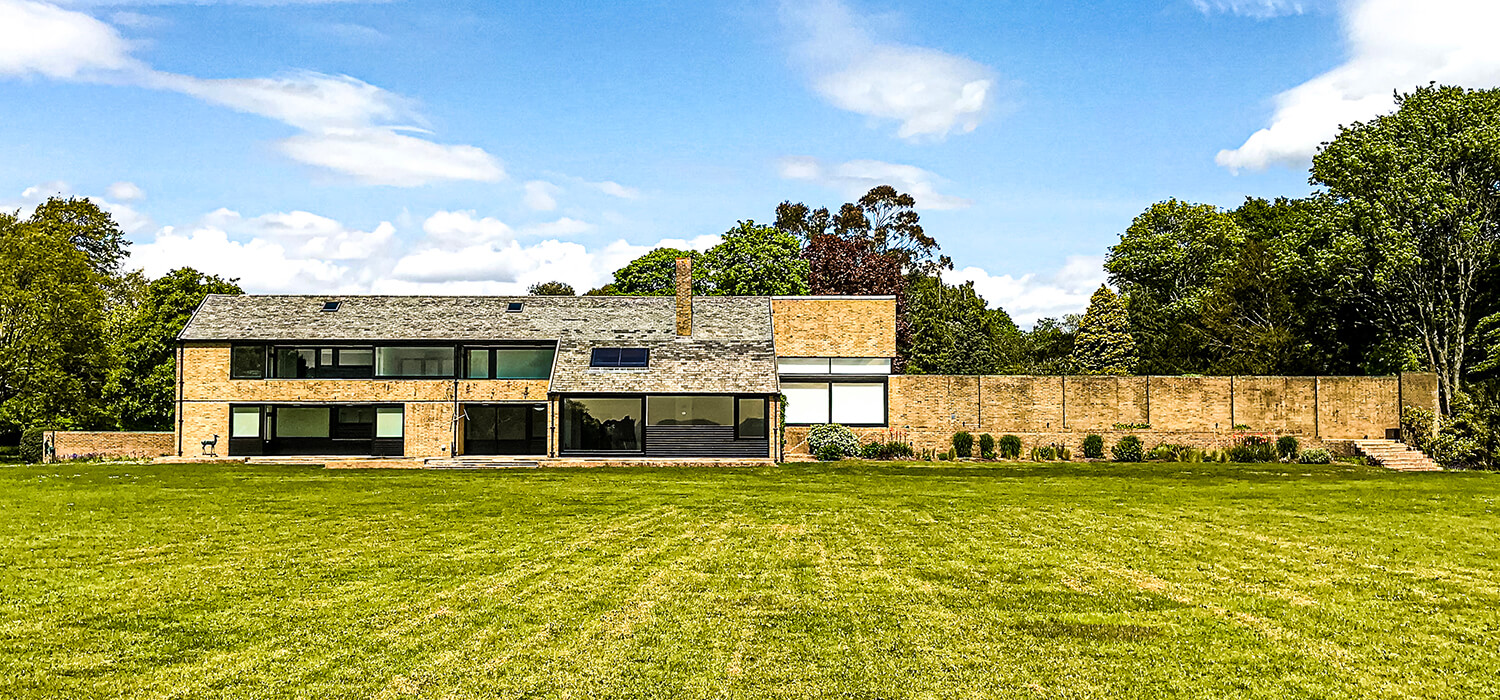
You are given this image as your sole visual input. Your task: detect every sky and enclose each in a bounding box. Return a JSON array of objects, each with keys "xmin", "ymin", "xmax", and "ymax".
[{"xmin": 2, "ymin": 0, "xmax": 1498, "ymax": 325}]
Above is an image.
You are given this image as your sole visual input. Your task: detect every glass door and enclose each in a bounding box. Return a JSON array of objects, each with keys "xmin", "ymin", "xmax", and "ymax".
[{"xmin": 463, "ymin": 403, "xmax": 547, "ymax": 455}]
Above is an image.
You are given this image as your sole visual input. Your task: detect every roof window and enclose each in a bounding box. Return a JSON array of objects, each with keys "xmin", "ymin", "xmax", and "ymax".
[
  {"xmin": 321, "ymin": 301, "xmax": 341, "ymax": 312},
  {"xmin": 590, "ymin": 347, "xmax": 649, "ymax": 368},
  {"xmin": 506, "ymin": 302, "xmax": 523, "ymax": 313}
]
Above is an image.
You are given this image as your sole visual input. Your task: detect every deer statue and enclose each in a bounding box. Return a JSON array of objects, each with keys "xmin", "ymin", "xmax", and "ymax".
[{"xmin": 201, "ymin": 434, "xmax": 219, "ymax": 457}]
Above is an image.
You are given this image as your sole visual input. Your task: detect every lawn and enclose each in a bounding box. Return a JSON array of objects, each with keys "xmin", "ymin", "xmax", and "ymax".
[{"xmin": 1, "ymin": 461, "xmax": 1496, "ymax": 699}]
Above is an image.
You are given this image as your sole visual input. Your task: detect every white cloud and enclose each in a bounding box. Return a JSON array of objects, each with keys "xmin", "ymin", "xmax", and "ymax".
[
  {"xmin": 0, "ymin": 0, "xmax": 140, "ymax": 79},
  {"xmin": 109, "ymin": 11, "xmax": 165, "ymax": 29},
  {"xmin": 521, "ymin": 217, "xmax": 593, "ymax": 237},
  {"xmin": 948, "ymin": 255, "xmax": 1107, "ymax": 328},
  {"xmin": 778, "ymin": 156, "xmax": 972, "ymax": 210},
  {"xmin": 595, "ymin": 180, "xmax": 640, "ymax": 199},
  {"xmin": 523, "ymin": 180, "xmax": 559, "ymax": 211},
  {"xmin": 106, "ymin": 181, "xmax": 143, "ymax": 201},
  {"xmin": 389, "ymin": 227, "xmax": 718, "ymax": 289},
  {"xmin": 420, "ymin": 209, "xmax": 513, "ymax": 247},
  {"xmin": 7, "ymin": 180, "xmax": 151, "ymax": 234},
  {"xmin": 131, "ymin": 225, "xmax": 357, "ymax": 293},
  {"xmin": 205, "ymin": 208, "xmax": 396, "ymax": 260},
  {"xmin": 0, "ymin": 3, "xmax": 502, "ymax": 186},
  {"xmin": 783, "ymin": 0, "xmax": 996, "ymax": 140},
  {"xmin": 1192, "ymin": 0, "xmax": 1309, "ymax": 18},
  {"xmin": 1217, "ymin": 0, "xmax": 1500, "ymax": 171}
]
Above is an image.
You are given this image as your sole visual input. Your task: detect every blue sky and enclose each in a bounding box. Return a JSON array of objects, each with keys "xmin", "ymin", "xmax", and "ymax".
[{"xmin": 2, "ymin": 0, "xmax": 1496, "ymax": 324}]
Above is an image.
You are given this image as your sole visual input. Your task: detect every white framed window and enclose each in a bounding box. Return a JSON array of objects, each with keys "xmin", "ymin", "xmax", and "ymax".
[
  {"xmin": 782, "ymin": 382, "xmax": 830, "ymax": 424},
  {"xmin": 777, "ymin": 357, "xmax": 830, "ymax": 374},
  {"xmin": 830, "ymin": 358, "xmax": 891, "ymax": 375},
  {"xmin": 831, "ymin": 382, "xmax": 886, "ymax": 424}
]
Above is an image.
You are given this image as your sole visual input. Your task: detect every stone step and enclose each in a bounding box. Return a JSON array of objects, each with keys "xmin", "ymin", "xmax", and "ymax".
[
  {"xmin": 423, "ymin": 458, "xmax": 541, "ymax": 470},
  {"xmin": 1351, "ymin": 439, "xmax": 1442, "ymax": 472}
]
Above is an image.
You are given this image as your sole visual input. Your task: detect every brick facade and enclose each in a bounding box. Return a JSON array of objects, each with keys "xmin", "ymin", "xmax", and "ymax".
[
  {"xmin": 44, "ymin": 431, "xmax": 174, "ymax": 461},
  {"xmin": 771, "ymin": 297, "xmax": 896, "ymax": 358},
  {"xmin": 785, "ymin": 372, "xmax": 1439, "ymax": 456}
]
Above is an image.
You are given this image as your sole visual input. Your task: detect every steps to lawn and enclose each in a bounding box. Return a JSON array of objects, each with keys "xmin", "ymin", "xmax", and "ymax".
[
  {"xmin": 1352, "ymin": 439, "xmax": 1442, "ymax": 471},
  {"xmin": 423, "ymin": 457, "xmax": 542, "ymax": 469}
]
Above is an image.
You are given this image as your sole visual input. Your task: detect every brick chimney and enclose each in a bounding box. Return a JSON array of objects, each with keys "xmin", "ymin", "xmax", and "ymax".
[{"xmin": 675, "ymin": 257, "xmax": 692, "ymax": 336}]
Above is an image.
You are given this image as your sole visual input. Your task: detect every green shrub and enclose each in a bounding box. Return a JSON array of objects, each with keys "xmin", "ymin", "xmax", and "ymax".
[
  {"xmin": 1185, "ymin": 448, "xmax": 1204, "ymax": 463},
  {"xmin": 814, "ymin": 443, "xmax": 845, "ymax": 461},
  {"xmin": 859, "ymin": 442, "xmax": 883, "ymax": 459},
  {"xmin": 1057, "ymin": 446, "xmax": 1072, "ymax": 461},
  {"xmin": 885, "ymin": 441, "xmax": 915, "ymax": 460},
  {"xmin": 1276, "ymin": 436, "xmax": 1300, "ymax": 460},
  {"xmin": 952, "ymin": 431, "xmax": 973, "ymax": 458},
  {"xmin": 1298, "ymin": 448, "xmax": 1332, "ymax": 464},
  {"xmin": 1112, "ymin": 435, "xmax": 1143, "ymax": 462},
  {"xmin": 1082, "ymin": 434, "xmax": 1104, "ymax": 459},
  {"xmin": 19, "ymin": 428, "xmax": 47, "ymax": 464},
  {"xmin": 978, "ymin": 433, "xmax": 996, "ymax": 459},
  {"xmin": 1227, "ymin": 435, "xmax": 1277, "ymax": 463},
  {"xmin": 937, "ymin": 450, "xmax": 951, "ymax": 461},
  {"xmin": 1232, "ymin": 424, "xmax": 1252, "ymax": 431},
  {"xmin": 1113, "ymin": 422, "xmax": 1150, "ymax": 430},
  {"xmin": 807, "ymin": 424, "xmax": 859, "ymax": 459},
  {"xmin": 1030, "ymin": 445, "xmax": 1058, "ymax": 461},
  {"xmin": 998, "ymin": 435, "xmax": 1022, "ymax": 459},
  {"xmin": 1146, "ymin": 443, "xmax": 1190, "ymax": 462}
]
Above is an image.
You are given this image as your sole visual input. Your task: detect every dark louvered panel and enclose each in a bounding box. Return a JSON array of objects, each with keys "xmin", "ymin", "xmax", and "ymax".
[{"xmin": 645, "ymin": 425, "xmax": 769, "ymax": 458}]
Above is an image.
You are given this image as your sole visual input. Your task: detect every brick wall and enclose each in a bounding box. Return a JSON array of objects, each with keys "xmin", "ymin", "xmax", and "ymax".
[
  {"xmin": 770, "ymin": 297, "xmax": 896, "ymax": 358},
  {"xmin": 44, "ymin": 431, "xmax": 174, "ymax": 461},
  {"xmin": 786, "ymin": 372, "xmax": 1439, "ymax": 456}
]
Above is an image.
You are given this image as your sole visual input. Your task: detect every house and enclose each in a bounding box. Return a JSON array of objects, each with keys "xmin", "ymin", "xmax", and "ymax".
[{"xmin": 173, "ymin": 260, "xmax": 898, "ymax": 461}]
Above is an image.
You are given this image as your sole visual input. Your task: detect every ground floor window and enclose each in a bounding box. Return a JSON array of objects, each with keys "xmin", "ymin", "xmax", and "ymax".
[
  {"xmin": 559, "ymin": 394, "xmax": 773, "ymax": 457},
  {"xmin": 561, "ymin": 397, "xmax": 644, "ymax": 453},
  {"xmin": 781, "ymin": 381, "xmax": 887, "ymax": 426},
  {"xmin": 227, "ymin": 403, "xmax": 404, "ymax": 456}
]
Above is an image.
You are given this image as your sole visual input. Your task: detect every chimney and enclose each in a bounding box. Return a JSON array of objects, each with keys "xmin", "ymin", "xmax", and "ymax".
[{"xmin": 675, "ymin": 257, "xmax": 692, "ymax": 336}]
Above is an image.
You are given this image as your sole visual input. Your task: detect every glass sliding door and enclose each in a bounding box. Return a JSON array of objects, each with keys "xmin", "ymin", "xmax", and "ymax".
[{"xmin": 463, "ymin": 403, "xmax": 547, "ymax": 455}]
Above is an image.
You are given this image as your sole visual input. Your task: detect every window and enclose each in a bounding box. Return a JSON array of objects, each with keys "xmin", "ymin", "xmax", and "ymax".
[
  {"xmin": 590, "ymin": 347, "xmax": 649, "ymax": 368},
  {"xmin": 506, "ymin": 302, "xmax": 523, "ymax": 312},
  {"xmin": 376, "ymin": 347, "xmax": 455, "ymax": 377},
  {"xmin": 831, "ymin": 358, "xmax": 891, "ymax": 375},
  {"xmin": 782, "ymin": 381, "xmax": 887, "ymax": 426},
  {"xmin": 778, "ymin": 357, "xmax": 830, "ymax": 374},
  {"xmin": 231, "ymin": 345, "xmax": 266, "ymax": 379},
  {"xmin": 561, "ymin": 397, "xmax": 644, "ymax": 452},
  {"xmin": 647, "ymin": 396, "xmax": 734, "ymax": 426},
  {"xmin": 375, "ymin": 407, "xmax": 403, "ymax": 438},
  {"xmin": 778, "ymin": 357, "xmax": 892, "ymax": 375},
  {"xmin": 782, "ymin": 382, "xmax": 830, "ymax": 424},
  {"xmin": 495, "ymin": 348, "xmax": 554, "ymax": 379},
  {"xmin": 274, "ymin": 348, "xmax": 317, "ymax": 378},
  {"xmin": 321, "ymin": 301, "xmax": 341, "ymax": 312},
  {"xmin": 275, "ymin": 407, "xmax": 330, "ymax": 438},
  {"xmin": 466, "ymin": 348, "xmax": 491, "ymax": 379},
  {"xmin": 230, "ymin": 406, "xmax": 261, "ymax": 437},
  {"xmin": 737, "ymin": 398, "xmax": 766, "ymax": 438},
  {"xmin": 832, "ymin": 383, "xmax": 886, "ymax": 424},
  {"xmin": 337, "ymin": 349, "xmax": 373, "ymax": 368}
]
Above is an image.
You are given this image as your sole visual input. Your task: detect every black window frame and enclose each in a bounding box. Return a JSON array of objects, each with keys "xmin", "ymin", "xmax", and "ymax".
[
  {"xmin": 559, "ymin": 394, "xmax": 647, "ymax": 454},
  {"xmin": 735, "ymin": 396, "xmax": 768, "ymax": 440},
  {"xmin": 373, "ymin": 345, "xmax": 459, "ymax": 379},
  {"xmin": 462, "ymin": 345, "xmax": 557, "ymax": 380},
  {"xmin": 267, "ymin": 345, "xmax": 379, "ymax": 379},
  {"xmin": 590, "ymin": 347, "xmax": 649, "ymax": 368},
  {"xmin": 230, "ymin": 344, "xmax": 268, "ymax": 379}
]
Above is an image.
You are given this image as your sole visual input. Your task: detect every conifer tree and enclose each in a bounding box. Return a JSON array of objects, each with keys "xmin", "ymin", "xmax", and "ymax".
[{"xmin": 1071, "ymin": 285, "xmax": 1136, "ymax": 375}]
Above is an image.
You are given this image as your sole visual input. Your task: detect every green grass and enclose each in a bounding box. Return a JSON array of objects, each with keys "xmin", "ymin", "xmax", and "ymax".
[{"xmin": 1, "ymin": 461, "xmax": 1497, "ymax": 699}]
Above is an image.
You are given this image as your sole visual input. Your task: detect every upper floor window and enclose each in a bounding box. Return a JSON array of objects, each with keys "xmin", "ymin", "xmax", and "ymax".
[
  {"xmin": 777, "ymin": 357, "xmax": 892, "ymax": 375},
  {"xmin": 231, "ymin": 345, "xmax": 267, "ymax": 379},
  {"xmin": 269, "ymin": 346, "xmax": 375, "ymax": 379},
  {"xmin": 375, "ymin": 347, "xmax": 455, "ymax": 378},
  {"xmin": 590, "ymin": 347, "xmax": 649, "ymax": 368},
  {"xmin": 465, "ymin": 346, "xmax": 555, "ymax": 379}
]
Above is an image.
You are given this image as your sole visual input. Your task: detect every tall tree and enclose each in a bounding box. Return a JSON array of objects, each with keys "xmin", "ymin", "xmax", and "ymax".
[
  {"xmin": 1190, "ymin": 241, "xmax": 1301, "ymax": 375},
  {"xmin": 903, "ymin": 275, "xmax": 1021, "ymax": 374},
  {"xmin": 698, "ymin": 220, "xmax": 810, "ymax": 295},
  {"xmin": 1020, "ymin": 316, "xmax": 1079, "ymax": 375},
  {"xmin": 1312, "ymin": 84, "xmax": 1500, "ymax": 413},
  {"xmin": 0, "ymin": 198, "xmax": 127, "ymax": 435},
  {"xmin": 1071, "ymin": 286, "xmax": 1136, "ymax": 375},
  {"xmin": 596, "ymin": 248, "xmax": 706, "ymax": 296},
  {"xmin": 106, "ymin": 268, "xmax": 242, "ymax": 430}
]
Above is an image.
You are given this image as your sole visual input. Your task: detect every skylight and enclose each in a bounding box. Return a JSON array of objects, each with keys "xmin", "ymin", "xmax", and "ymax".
[
  {"xmin": 321, "ymin": 301, "xmax": 341, "ymax": 312},
  {"xmin": 506, "ymin": 302, "xmax": 523, "ymax": 313}
]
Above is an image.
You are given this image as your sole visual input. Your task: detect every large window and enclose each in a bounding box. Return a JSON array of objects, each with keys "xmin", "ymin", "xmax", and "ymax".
[
  {"xmin": 230, "ymin": 406, "xmax": 262, "ymax": 437},
  {"xmin": 590, "ymin": 347, "xmax": 649, "ymax": 368},
  {"xmin": 737, "ymin": 398, "xmax": 767, "ymax": 439},
  {"xmin": 466, "ymin": 347, "xmax": 555, "ymax": 379},
  {"xmin": 561, "ymin": 397, "xmax": 644, "ymax": 452},
  {"xmin": 782, "ymin": 381, "xmax": 886, "ymax": 426},
  {"xmin": 267, "ymin": 346, "xmax": 375, "ymax": 378},
  {"xmin": 231, "ymin": 345, "xmax": 267, "ymax": 379},
  {"xmin": 647, "ymin": 396, "xmax": 734, "ymax": 426},
  {"xmin": 376, "ymin": 347, "xmax": 455, "ymax": 377},
  {"xmin": 228, "ymin": 404, "xmax": 404, "ymax": 457},
  {"xmin": 375, "ymin": 407, "xmax": 404, "ymax": 438},
  {"xmin": 276, "ymin": 406, "xmax": 330, "ymax": 437}
]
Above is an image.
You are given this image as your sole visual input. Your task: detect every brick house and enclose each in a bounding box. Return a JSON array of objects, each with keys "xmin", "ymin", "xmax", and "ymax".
[{"xmin": 173, "ymin": 262, "xmax": 898, "ymax": 461}]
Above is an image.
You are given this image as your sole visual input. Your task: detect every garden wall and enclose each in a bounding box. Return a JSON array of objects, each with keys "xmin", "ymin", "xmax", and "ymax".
[
  {"xmin": 784, "ymin": 373, "xmax": 1438, "ymax": 456},
  {"xmin": 43, "ymin": 431, "xmax": 175, "ymax": 462}
]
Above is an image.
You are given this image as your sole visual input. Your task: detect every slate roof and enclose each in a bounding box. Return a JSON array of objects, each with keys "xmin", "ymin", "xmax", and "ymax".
[{"xmin": 179, "ymin": 294, "xmax": 779, "ymax": 394}]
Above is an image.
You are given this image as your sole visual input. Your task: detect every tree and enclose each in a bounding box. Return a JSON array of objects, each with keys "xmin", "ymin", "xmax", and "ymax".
[
  {"xmin": 698, "ymin": 221, "xmax": 810, "ymax": 295},
  {"xmin": 1019, "ymin": 316, "xmax": 1079, "ymax": 375},
  {"xmin": 527, "ymin": 281, "xmax": 576, "ymax": 296},
  {"xmin": 1189, "ymin": 241, "xmax": 1301, "ymax": 375},
  {"xmin": 902, "ymin": 274, "xmax": 1020, "ymax": 374},
  {"xmin": 106, "ymin": 268, "xmax": 242, "ymax": 430},
  {"xmin": 1071, "ymin": 286, "xmax": 1136, "ymax": 375},
  {"xmin": 1105, "ymin": 199, "xmax": 1246, "ymax": 374},
  {"xmin": 1312, "ymin": 85, "xmax": 1500, "ymax": 413},
  {"xmin": 600, "ymin": 248, "xmax": 706, "ymax": 296},
  {"xmin": 0, "ymin": 198, "xmax": 127, "ymax": 436}
]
